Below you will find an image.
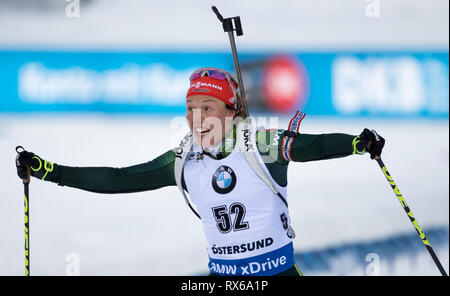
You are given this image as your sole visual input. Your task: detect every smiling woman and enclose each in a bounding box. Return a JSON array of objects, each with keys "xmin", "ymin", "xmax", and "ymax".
[
  {"xmin": 185, "ymin": 68, "xmax": 247, "ymax": 150},
  {"xmin": 15, "ymin": 66, "xmax": 386, "ymax": 276},
  {"xmin": 186, "ymin": 95, "xmax": 235, "ymax": 149}
]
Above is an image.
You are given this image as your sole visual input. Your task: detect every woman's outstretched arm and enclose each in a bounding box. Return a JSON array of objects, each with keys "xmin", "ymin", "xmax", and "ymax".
[{"xmin": 17, "ymin": 149, "xmax": 177, "ymax": 194}]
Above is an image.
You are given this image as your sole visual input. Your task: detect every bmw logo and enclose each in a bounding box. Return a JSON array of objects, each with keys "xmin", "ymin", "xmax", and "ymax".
[{"xmin": 212, "ymin": 166, "xmax": 237, "ymax": 194}]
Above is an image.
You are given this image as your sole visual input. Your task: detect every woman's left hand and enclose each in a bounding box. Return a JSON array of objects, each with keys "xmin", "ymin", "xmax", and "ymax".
[{"xmin": 359, "ymin": 128, "xmax": 385, "ymax": 159}]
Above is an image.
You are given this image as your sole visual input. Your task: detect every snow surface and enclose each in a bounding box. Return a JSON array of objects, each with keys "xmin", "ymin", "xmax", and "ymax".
[{"xmin": 0, "ymin": 114, "xmax": 448, "ymax": 275}]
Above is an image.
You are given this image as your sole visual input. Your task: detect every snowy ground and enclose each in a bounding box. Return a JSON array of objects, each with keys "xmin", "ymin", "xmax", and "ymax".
[{"xmin": 0, "ymin": 114, "xmax": 448, "ymax": 275}]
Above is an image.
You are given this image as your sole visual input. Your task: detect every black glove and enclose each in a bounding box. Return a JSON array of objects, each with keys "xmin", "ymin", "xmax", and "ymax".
[
  {"xmin": 15, "ymin": 147, "xmax": 54, "ymax": 180},
  {"xmin": 353, "ymin": 128, "xmax": 385, "ymax": 159}
]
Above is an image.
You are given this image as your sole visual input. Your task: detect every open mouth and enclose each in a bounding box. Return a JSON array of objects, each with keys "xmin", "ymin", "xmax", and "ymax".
[{"xmin": 195, "ymin": 128, "xmax": 211, "ymax": 135}]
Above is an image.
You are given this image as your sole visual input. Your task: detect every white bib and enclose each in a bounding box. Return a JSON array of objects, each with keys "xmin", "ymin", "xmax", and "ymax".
[{"xmin": 183, "ymin": 127, "xmax": 293, "ymax": 264}]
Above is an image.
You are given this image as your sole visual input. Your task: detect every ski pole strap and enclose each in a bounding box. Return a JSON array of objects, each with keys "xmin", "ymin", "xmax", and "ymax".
[
  {"xmin": 236, "ymin": 118, "xmax": 295, "ymax": 239},
  {"xmin": 30, "ymin": 157, "xmax": 54, "ymax": 180},
  {"xmin": 280, "ymin": 111, "xmax": 306, "ymax": 162},
  {"xmin": 174, "ymin": 132, "xmax": 201, "ymax": 219},
  {"xmin": 352, "ymin": 136, "xmax": 366, "ymax": 155}
]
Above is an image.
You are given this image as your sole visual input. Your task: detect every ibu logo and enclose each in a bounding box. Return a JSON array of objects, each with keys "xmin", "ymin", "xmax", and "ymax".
[{"xmin": 212, "ymin": 166, "xmax": 237, "ymax": 194}]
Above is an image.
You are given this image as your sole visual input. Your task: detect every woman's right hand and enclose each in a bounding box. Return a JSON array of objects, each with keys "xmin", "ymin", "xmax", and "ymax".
[{"xmin": 15, "ymin": 148, "xmax": 54, "ymax": 181}]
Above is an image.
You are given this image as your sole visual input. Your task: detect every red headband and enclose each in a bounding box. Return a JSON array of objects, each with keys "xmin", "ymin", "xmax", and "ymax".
[{"xmin": 186, "ymin": 76, "xmax": 237, "ymax": 109}]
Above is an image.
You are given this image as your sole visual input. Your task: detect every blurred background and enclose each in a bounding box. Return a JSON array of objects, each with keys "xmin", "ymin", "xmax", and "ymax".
[{"xmin": 0, "ymin": 0, "xmax": 448, "ymax": 276}]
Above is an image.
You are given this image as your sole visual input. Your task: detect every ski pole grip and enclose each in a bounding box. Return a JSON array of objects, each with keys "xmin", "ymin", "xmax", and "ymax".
[
  {"xmin": 15, "ymin": 145, "xmax": 31, "ymax": 184},
  {"xmin": 16, "ymin": 145, "xmax": 26, "ymax": 154}
]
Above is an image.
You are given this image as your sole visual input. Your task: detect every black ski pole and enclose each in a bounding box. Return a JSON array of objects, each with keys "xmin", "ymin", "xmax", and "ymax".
[
  {"xmin": 376, "ymin": 156, "xmax": 447, "ymax": 276},
  {"xmin": 16, "ymin": 146, "xmax": 30, "ymax": 276},
  {"xmin": 211, "ymin": 6, "xmax": 248, "ymax": 118}
]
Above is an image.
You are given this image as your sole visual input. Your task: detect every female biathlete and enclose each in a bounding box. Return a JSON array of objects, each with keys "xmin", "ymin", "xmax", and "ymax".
[{"xmin": 15, "ymin": 67, "xmax": 385, "ymax": 276}]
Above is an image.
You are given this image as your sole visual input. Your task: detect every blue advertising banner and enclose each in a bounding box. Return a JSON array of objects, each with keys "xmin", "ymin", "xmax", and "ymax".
[{"xmin": 0, "ymin": 50, "xmax": 448, "ymax": 117}]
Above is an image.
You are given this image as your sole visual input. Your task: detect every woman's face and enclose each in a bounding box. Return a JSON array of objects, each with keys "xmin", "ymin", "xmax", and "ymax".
[{"xmin": 186, "ymin": 95, "xmax": 236, "ymax": 148}]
